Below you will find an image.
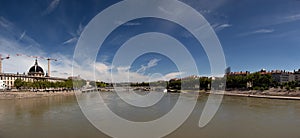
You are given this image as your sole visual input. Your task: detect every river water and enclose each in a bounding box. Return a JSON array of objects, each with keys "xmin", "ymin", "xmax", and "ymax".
[{"xmin": 0, "ymin": 92, "xmax": 300, "ymax": 138}]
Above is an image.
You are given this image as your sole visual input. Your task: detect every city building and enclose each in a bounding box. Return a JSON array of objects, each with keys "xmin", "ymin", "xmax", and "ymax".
[
  {"xmin": 0, "ymin": 59, "xmax": 67, "ymax": 89},
  {"xmin": 227, "ymin": 71, "xmax": 250, "ymax": 76},
  {"xmin": 268, "ymin": 70, "xmax": 295, "ymax": 84},
  {"xmin": 294, "ymin": 69, "xmax": 300, "ymax": 83}
]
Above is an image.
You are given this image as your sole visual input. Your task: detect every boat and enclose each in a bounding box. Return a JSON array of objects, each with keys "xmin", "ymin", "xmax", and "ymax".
[{"xmin": 167, "ymin": 89, "xmax": 179, "ymax": 93}]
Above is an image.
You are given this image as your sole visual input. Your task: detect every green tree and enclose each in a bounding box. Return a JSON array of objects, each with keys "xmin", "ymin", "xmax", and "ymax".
[
  {"xmin": 90, "ymin": 81, "xmax": 96, "ymax": 87},
  {"xmin": 246, "ymin": 73, "xmax": 273, "ymax": 91},
  {"xmin": 200, "ymin": 77, "xmax": 211, "ymax": 90},
  {"xmin": 14, "ymin": 79, "xmax": 24, "ymax": 89}
]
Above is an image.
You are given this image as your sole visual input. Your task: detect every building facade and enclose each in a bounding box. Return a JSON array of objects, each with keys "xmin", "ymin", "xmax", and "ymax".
[
  {"xmin": 294, "ymin": 69, "xmax": 300, "ymax": 83},
  {"xmin": 269, "ymin": 70, "xmax": 295, "ymax": 84},
  {"xmin": 227, "ymin": 71, "xmax": 250, "ymax": 76}
]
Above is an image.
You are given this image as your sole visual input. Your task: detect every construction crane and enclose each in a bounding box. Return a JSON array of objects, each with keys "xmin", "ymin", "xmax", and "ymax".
[
  {"xmin": 45, "ymin": 58, "xmax": 57, "ymax": 77},
  {"xmin": 0, "ymin": 54, "xmax": 10, "ymax": 74},
  {"xmin": 16, "ymin": 54, "xmax": 57, "ymax": 77}
]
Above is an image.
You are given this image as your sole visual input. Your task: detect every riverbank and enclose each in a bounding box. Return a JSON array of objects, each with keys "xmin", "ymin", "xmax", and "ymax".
[
  {"xmin": 2, "ymin": 89, "xmax": 300, "ymax": 101},
  {"xmin": 206, "ymin": 90, "xmax": 300, "ymax": 100},
  {"xmin": 0, "ymin": 91, "xmax": 75, "ymax": 100}
]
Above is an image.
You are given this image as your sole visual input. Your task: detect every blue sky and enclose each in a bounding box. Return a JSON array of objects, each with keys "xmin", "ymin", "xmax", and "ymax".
[{"xmin": 0, "ymin": 0, "xmax": 300, "ymax": 82}]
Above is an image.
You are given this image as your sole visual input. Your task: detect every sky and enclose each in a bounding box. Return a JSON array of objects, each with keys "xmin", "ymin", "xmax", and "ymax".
[{"xmin": 0, "ymin": 0, "xmax": 300, "ymax": 82}]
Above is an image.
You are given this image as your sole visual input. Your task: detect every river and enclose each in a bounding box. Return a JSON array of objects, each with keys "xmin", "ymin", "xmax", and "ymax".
[{"xmin": 0, "ymin": 92, "xmax": 300, "ymax": 138}]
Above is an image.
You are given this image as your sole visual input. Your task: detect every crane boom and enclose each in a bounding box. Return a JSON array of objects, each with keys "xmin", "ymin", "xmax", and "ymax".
[{"xmin": 0, "ymin": 54, "xmax": 10, "ymax": 74}]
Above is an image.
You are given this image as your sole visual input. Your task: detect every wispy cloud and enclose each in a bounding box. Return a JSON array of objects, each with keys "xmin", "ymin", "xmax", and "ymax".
[
  {"xmin": 0, "ymin": 18, "xmax": 50, "ymax": 76},
  {"xmin": 0, "ymin": 17, "xmax": 41, "ymax": 50},
  {"xmin": 94, "ymin": 62, "xmax": 112, "ymax": 73},
  {"xmin": 63, "ymin": 23, "xmax": 84, "ymax": 45},
  {"xmin": 284, "ymin": 13, "xmax": 300, "ymax": 22},
  {"xmin": 213, "ymin": 23, "xmax": 232, "ymax": 32},
  {"xmin": 0, "ymin": 17, "xmax": 11, "ymax": 28},
  {"xmin": 253, "ymin": 29, "xmax": 275, "ymax": 34},
  {"xmin": 164, "ymin": 72, "xmax": 184, "ymax": 80},
  {"xmin": 239, "ymin": 29, "xmax": 275, "ymax": 37},
  {"xmin": 0, "ymin": 34, "xmax": 188, "ymax": 82},
  {"xmin": 18, "ymin": 31, "xmax": 26, "ymax": 41},
  {"xmin": 251, "ymin": 12, "xmax": 300, "ymax": 28},
  {"xmin": 0, "ymin": 37, "xmax": 45, "ymax": 74},
  {"xmin": 62, "ymin": 37, "xmax": 77, "ymax": 45},
  {"xmin": 115, "ymin": 21, "xmax": 142, "ymax": 26},
  {"xmin": 42, "ymin": 0, "xmax": 60, "ymax": 15},
  {"xmin": 136, "ymin": 58, "xmax": 160, "ymax": 74}
]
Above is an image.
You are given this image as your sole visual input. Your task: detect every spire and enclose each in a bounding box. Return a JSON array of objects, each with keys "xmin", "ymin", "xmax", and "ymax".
[{"xmin": 35, "ymin": 59, "xmax": 38, "ymax": 66}]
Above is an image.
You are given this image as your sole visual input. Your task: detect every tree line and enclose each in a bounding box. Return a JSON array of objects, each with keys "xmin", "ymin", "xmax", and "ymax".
[
  {"xmin": 14, "ymin": 79, "xmax": 86, "ymax": 90},
  {"xmin": 14, "ymin": 72, "xmax": 299, "ymax": 92},
  {"xmin": 160, "ymin": 73, "xmax": 299, "ymax": 91},
  {"xmin": 226, "ymin": 72, "xmax": 299, "ymax": 91},
  {"xmin": 89, "ymin": 81, "xmax": 111, "ymax": 88}
]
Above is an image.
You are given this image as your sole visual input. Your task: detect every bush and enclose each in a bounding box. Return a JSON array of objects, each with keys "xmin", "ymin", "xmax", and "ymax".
[{"xmin": 253, "ymin": 86, "xmax": 261, "ymax": 90}]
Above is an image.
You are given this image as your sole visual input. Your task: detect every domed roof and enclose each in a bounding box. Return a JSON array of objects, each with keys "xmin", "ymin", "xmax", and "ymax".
[{"xmin": 28, "ymin": 59, "xmax": 44, "ymax": 75}]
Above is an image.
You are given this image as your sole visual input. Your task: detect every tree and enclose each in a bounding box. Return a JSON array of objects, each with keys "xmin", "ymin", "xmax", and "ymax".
[
  {"xmin": 244, "ymin": 73, "xmax": 273, "ymax": 90},
  {"xmin": 14, "ymin": 79, "xmax": 24, "ymax": 89},
  {"xmin": 167, "ymin": 79, "xmax": 181, "ymax": 90},
  {"xmin": 90, "ymin": 81, "xmax": 96, "ymax": 87},
  {"xmin": 226, "ymin": 75, "xmax": 247, "ymax": 89},
  {"xmin": 200, "ymin": 77, "xmax": 211, "ymax": 90},
  {"xmin": 96, "ymin": 81, "xmax": 108, "ymax": 88},
  {"xmin": 72, "ymin": 79, "xmax": 86, "ymax": 89}
]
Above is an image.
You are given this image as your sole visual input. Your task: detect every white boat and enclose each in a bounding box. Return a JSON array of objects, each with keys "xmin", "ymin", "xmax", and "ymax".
[{"xmin": 163, "ymin": 89, "xmax": 168, "ymax": 93}]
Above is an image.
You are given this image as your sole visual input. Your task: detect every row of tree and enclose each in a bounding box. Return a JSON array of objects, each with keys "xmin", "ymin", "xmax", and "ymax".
[
  {"xmin": 226, "ymin": 72, "xmax": 275, "ymax": 90},
  {"xmin": 165, "ymin": 73, "xmax": 300, "ymax": 91},
  {"xmin": 167, "ymin": 77, "xmax": 212, "ymax": 90},
  {"xmin": 89, "ymin": 81, "xmax": 111, "ymax": 88},
  {"xmin": 14, "ymin": 79, "xmax": 86, "ymax": 90},
  {"xmin": 226, "ymin": 72, "xmax": 300, "ymax": 91}
]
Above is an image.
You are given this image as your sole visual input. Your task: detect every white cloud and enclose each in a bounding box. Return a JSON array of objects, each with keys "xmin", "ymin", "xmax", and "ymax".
[
  {"xmin": 116, "ymin": 66, "xmax": 130, "ymax": 72},
  {"xmin": 269, "ymin": 13, "xmax": 300, "ymax": 26},
  {"xmin": 282, "ymin": 13, "xmax": 300, "ymax": 23},
  {"xmin": 63, "ymin": 23, "xmax": 84, "ymax": 45},
  {"xmin": 213, "ymin": 23, "xmax": 232, "ymax": 32},
  {"xmin": 136, "ymin": 58, "xmax": 160, "ymax": 74},
  {"xmin": 42, "ymin": 0, "xmax": 60, "ymax": 15},
  {"xmin": 19, "ymin": 31, "xmax": 26, "ymax": 41},
  {"xmin": 0, "ymin": 18, "xmax": 83, "ymax": 79},
  {"xmin": 115, "ymin": 21, "xmax": 142, "ymax": 26},
  {"xmin": 163, "ymin": 72, "xmax": 184, "ymax": 80},
  {"xmin": 0, "ymin": 13, "xmax": 196, "ymax": 84},
  {"xmin": 0, "ymin": 36, "xmax": 188, "ymax": 82},
  {"xmin": 239, "ymin": 29, "xmax": 275, "ymax": 37},
  {"xmin": 95, "ymin": 62, "xmax": 111, "ymax": 73},
  {"xmin": 253, "ymin": 29, "xmax": 274, "ymax": 34},
  {"xmin": 247, "ymin": 12, "xmax": 300, "ymax": 28},
  {"xmin": 0, "ymin": 18, "xmax": 63, "ymax": 77},
  {"xmin": 62, "ymin": 37, "xmax": 77, "ymax": 45},
  {"xmin": 0, "ymin": 17, "xmax": 11, "ymax": 28}
]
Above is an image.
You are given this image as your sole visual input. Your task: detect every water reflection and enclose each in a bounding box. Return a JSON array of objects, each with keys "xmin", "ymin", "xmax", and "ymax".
[{"xmin": 101, "ymin": 91, "xmax": 179, "ymax": 122}]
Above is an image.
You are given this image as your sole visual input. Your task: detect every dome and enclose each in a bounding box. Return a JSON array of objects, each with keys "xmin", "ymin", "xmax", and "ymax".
[{"xmin": 28, "ymin": 59, "xmax": 44, "ymax": 76}]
